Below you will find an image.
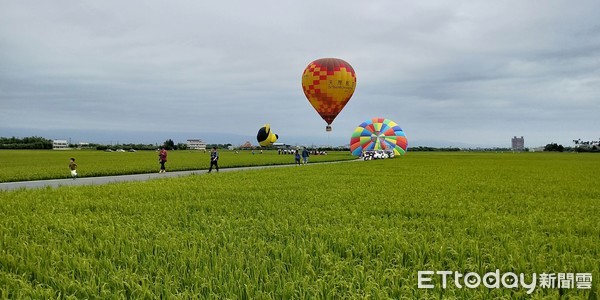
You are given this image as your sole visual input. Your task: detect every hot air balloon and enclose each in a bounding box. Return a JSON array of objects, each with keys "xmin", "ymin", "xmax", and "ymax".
[
  {"xmin": 350, "ymin": 118, "xmax": 408, "ymax": 157},
  {"xmin": 301, "ymin": 58, "xmax": 356, "ymax": 131},
  {"xmin": 257, "ymin": 124, "xmax": 278, "ymax": 147}
]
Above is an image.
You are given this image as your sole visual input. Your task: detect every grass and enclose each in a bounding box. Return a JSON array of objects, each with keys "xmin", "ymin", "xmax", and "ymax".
[
  {"xmin": 0, "ymin": 149, "xmax": 354, "ymax": 182},
  {"xmin": 0, "ymin": 152, "xmax": 598, "ymax": 298}
]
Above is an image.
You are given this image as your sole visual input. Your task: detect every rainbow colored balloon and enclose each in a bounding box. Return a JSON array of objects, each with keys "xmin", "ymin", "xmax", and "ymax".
[
  {"xmin": 301, "ymin": 58, "xmax": 356, "ymax": 131},
  {"xmin": 350, "ymin": 118, "xmax": 408, "ymax": 156}
]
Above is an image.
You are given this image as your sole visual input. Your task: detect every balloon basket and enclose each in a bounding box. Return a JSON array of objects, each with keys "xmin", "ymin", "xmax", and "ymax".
[{"xmin": 326, "ymin": 125, "xmax": 332, "ymax": 132}]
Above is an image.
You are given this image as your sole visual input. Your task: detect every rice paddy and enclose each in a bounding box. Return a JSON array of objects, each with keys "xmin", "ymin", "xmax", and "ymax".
[{"xmin": 0, "ymin": 152, "xmax": 598, "ymax": 298}]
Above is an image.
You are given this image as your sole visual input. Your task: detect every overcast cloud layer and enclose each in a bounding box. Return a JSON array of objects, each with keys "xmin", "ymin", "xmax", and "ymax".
[{"xmin": 1, "ymin": 1, "xmax": 599, "ymax": 147}]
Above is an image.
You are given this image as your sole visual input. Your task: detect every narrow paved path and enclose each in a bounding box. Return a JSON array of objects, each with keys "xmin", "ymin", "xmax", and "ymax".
[{"xmin": 0, "ymin": 160, "xmax": 359, "ymax": 191}]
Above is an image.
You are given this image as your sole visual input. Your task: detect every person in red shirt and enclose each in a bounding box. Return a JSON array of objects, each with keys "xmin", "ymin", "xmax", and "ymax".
[{"xmin": 158, "ymin": 147, "xmax": 168, "ymax": 173}]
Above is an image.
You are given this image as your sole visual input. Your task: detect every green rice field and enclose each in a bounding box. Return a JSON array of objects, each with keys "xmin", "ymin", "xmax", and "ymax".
[
  {"xmin": 0, "ymin": 152, "xmax": 598, "ymax": 298},
  {"xmin": 0, "ymin": 149, "xmax": 354, "ymax": 183}
]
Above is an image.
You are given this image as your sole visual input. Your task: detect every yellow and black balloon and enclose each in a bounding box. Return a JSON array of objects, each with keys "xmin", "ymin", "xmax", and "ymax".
[{"xmin": 257, "ymin": 124, "xmax": 278, "ymax": 147}]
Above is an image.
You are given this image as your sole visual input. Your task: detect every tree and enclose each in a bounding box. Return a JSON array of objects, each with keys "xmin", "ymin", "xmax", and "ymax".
[
  {"xmin": 544, "ymin": 143, "xmax": 564, "ymax": 152},
  {"xmin": 163, "ymin": 139, "xmax": 176, "ymax": 150},
  {"xmin": 0, "ymin": 136, "xmax": 53, "ymax": 149}
]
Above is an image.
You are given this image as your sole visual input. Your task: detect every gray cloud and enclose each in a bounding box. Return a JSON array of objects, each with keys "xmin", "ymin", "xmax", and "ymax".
[{"xmin": 1, "ymin": 0, "xmax": 599, "ymax": 147}]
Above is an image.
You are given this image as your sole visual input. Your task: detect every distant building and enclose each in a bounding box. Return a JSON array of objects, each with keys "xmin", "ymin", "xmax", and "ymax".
[
  {"xmin": 272, "ymin": 142, "xmax": 291, "ymax": 149},
  {"xmin": 240, "ymin": 141, "xmax": 253, "ymax": 149},
  {"xmin": 187, "ymin": 139, "xmax": 206, "ymax": 150},
  {"xmin": 52, "ymin": 139, "xmax": 69, "ymax": 150},
  {"xmin": 529, "ymin": 146, "xmax": 544, "ymax": 152},
  {"xmin": 511, "ymin": 136, "xmax": 525, "ymax": 151}
]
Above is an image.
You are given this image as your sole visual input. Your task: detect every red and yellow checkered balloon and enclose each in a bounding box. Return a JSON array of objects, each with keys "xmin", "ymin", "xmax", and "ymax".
[{"xmin": 301, "ymin": 58, "xmax": 356, "ymax": 129}]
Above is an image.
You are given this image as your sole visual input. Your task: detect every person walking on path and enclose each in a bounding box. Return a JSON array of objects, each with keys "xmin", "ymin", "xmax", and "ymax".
[
  {"xmin": 208, "ymin": 147, "xmax": 219, "ymax": 173},
  {"xmin": 294, "ymin": 150, "xmax": 301, "ymax": 166},
  {"xmin": 158, "ymin": 147, "xmax": 168, "ymax": 173},
  {"xmin": 301, "ymin": 147, "xmax": 310, "ymax": 165},
  {"xmin": 69, "ymin": 158, "xmax": 78, "ymax": 179}
]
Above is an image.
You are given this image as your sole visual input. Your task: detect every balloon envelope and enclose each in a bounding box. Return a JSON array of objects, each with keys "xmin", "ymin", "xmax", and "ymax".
[
  {"xmin": 350, "ymin": 118, "xmax": 408, "ymax": 156},
  {"xmin": 301, "ymin": 58, "xmax": 356, "ymax": 128},
  {"xmin": 257, "ymin": 124, "xmax": 278, "ymax": 147}
]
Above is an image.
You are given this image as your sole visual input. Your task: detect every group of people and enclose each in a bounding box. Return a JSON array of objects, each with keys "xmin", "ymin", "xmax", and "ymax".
[
  {"xmin": 68, "ymin": 147, "xmax": 316, "ymax": 178},
  {"xmin": 66, "ymin": 147, "xmax": 219, "ymax": 178},
  {"xmin": 158, "ymin": 147, "xmax": 219, "ymax": 173},
  {"xmin": 294, "ymin": 148, "xmax": 310, "ymax": 166},
  {"xmin": 160, "ymin": 147, "xmax": 310, "ymax": 171}
]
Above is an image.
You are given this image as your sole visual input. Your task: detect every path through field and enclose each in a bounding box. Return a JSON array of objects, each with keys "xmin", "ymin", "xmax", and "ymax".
[{"xmin": 0, "ymin": 160, "xmax": 359, "ymax": 191}]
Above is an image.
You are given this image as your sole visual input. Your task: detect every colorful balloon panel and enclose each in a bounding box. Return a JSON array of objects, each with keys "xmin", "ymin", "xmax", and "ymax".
[
  {"xmin": 257, "ymin": 124, "xmax": 278, "ymax": 147},
  {"xmin": 301, "ymin": 58, "xmax": 356, "ymax": 126},
  {"xmin": 350, "ymin": 118, "xmax": 408, "ymax": 156}
]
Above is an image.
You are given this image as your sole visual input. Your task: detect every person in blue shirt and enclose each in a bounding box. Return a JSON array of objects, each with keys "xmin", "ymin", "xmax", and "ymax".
[
  {"xmin": 301, "ymin": 147, "xmax": 310, "ymax": 165},
  {"xmin": 294, "ymin": 150, "xmax": 301, "ymax": 166}
]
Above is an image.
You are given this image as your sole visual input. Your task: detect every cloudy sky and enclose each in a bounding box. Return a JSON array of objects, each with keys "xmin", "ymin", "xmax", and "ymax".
[{"xmin": 1, "ymin": 1, "xmax": 599, "ymax": 147}]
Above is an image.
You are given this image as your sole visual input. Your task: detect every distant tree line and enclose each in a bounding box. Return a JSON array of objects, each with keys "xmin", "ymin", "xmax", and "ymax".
[
  {"xmin": 409, "ymin": 146, "xmax": 462, "ymax": 152},
  {"xmin": 96, "ymin": 140, "xmax": 190, "ymax": 151},
  {"xmin": 572, "ymin": 139, "xmax": 600, "ymax": 152},
  {"xmin": 95, "ymin": 143, "xmax": 157, "ymax": 151},
  {"xmin": 317, "ymin": 146, "xmax": 350, "ymax": 151},
  {"xmin": 0, "ymin": 136, "xmax": 196, "ymax": 151},
  {"xmin": 543, "ymin": 142, "xmax": 599, "ymax": 153},
  {"xmin": 574, "ymin": 146, "xmax": 599, "ymax": 153},
  {"xmin": 11, "ymin": 135, "xmax": 595, "ymax": 154},
  {"xmin": 206, "ymin": 143, "xmax": 233, "ymax": 150},
  {"xmin": 544, "ymin": 143, "xmax": 565, "ymax": 152},
  {"xmin": 159, "ymin": 139, "xmax": 190, "ymax": 150},
  {"xmin": 0, "ymin": 136, "xmax": 53, "ymax": 149}
]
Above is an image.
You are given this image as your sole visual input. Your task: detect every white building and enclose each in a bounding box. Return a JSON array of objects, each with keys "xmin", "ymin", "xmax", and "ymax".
[
  {"xmin": 52, "ymin": 140, "xmax": 69, "ymax": 150},
  {"xmin": 187, "ymin": 139, "xmax": 207, "ymax": 150},
  {"xmin": 272, "ymin": 142, "xmax": 291, "ymax": 149},
  {"xmin": 529, "ymin": 146, "xmax": 545, "ymax": 152}
]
